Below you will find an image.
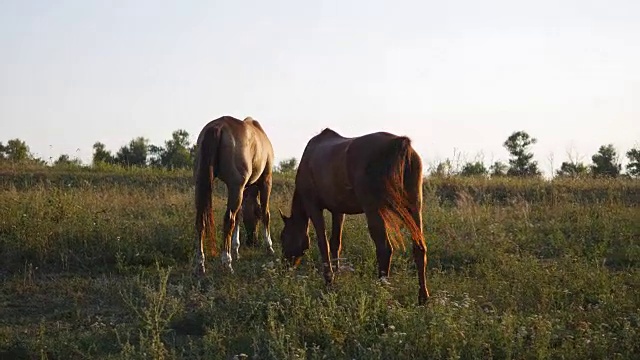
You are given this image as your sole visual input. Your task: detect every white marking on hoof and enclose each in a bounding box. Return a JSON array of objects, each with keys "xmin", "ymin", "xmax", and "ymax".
[
  {"xmin": 263, "ymin": 227, "xmax": 274, "ymax": 253},
  {"xmin": 221, "ymin": 251, "xmax": 234, "ymax": 273},
  {"xmin": 195, "ymin": 240, "xmax": 206, "ymax": 275},
  {"xmin": 232, "ymin": 223, "xmax": 241, "ymax": 260},
  {"xmin": 194, "ymin": 253, "xmax": 206, "ymax": 276},
  {"xmin": 379, "ymin": 276, "xmax": 391, "ymax": 285}
]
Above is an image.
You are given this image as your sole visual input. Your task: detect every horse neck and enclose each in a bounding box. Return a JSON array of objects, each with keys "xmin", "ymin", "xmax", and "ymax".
[{"xmin": 289, "ymin": 189, "xmax": 309, "ymax": 224}]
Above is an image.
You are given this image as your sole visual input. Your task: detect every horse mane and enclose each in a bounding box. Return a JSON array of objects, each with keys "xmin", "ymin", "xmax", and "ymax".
[{"xmin": 364, "ymin": 136, "xmax": 424, "ymax": 251}]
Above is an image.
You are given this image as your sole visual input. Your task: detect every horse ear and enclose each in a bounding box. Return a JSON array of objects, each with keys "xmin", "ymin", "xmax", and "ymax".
[{"xmin": 278, "ymin": 208, "xmax": 287, "ymax": 221}]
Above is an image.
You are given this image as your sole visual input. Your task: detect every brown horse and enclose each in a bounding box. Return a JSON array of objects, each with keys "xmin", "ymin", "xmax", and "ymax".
[
  {"xmin": 194, "ymin": 116, "xmax": 275, "ymax": 275},
  {"xmin": 279, "ymin": 129, "xmax": 430, "ymax": 304}
]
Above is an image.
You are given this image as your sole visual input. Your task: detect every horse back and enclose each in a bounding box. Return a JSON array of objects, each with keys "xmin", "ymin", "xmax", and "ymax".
[
  {"xmin": 301, "ymin": 129, "xmax": 409, "ymax": 177},
  {"xmin": 297, "ymin": 129, "xmax": 413, "ymax": 213}
]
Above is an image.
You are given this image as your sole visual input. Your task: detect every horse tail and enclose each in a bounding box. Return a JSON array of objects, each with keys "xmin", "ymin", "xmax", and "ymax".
[
  {"xmin": 365, "ymin": 136, "xmax": 424, "ymax": 252},
  {"xmin": 195, "ymin": 126, "xmax": 223, "ymax": 257}
]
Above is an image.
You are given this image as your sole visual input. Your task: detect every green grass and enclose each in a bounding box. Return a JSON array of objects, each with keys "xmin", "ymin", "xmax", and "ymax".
[{"xmin": 1, "ymin": 169, "xmax": 639, "ymax": 359}]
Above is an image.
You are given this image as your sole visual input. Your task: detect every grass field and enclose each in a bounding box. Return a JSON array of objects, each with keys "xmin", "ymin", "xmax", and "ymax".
[{"xmin": 1, "ymin": 167, "xmax": 639, "ymax": 359}]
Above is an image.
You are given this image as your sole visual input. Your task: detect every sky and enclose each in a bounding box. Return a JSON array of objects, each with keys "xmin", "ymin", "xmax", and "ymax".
[{"xmin": 1, "ymin": 0, "xmax": 639, "ymax": 175}]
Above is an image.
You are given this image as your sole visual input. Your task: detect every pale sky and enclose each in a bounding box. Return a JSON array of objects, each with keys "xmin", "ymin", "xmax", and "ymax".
[{"xmin": 1, "ymin": 0, "xmax": 639, "ymax": 175}]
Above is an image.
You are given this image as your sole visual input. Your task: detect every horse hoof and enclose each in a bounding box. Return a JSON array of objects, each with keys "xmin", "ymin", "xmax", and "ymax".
[
  {"xmin": 323, "ymin": 273, "xmax": 335, "ymax": 284},
  {"xmin": 378, "ymin": 277, "xmax": 391, "ymax": 286},
  {"xmin": 418, "ymin": 291, "xmax": 430, "ymax": 306},
  {"xmin": 222, "ymin": 264, "xmax": 234, "ymax": 274},
  {"xmin": 267, "ymin": 246, "xmax": 275, "ymax": 255},
  {"xmin": 194, "ymin": 265, "xmax": 206, "ymax": 277}
]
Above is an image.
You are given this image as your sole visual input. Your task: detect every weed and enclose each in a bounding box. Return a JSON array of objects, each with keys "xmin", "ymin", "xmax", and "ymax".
[{"xmin": 0, "ymin": 168, "xmax": 638, "ymax": 359}]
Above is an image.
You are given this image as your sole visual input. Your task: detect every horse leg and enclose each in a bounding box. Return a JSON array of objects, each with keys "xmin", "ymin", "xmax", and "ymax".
[
  {"xmin": 241, "ymin": 185, "xmax": 260, "ymax": 247},
  {"xmin": 232, "ymin": 220, "xmax": 241, "ymax": 261},
  {"xmin": 194, "ymin": 174, "xmax": 210, "ymax": 276},
  {"xmin": 364, "ymin": 209, "xmax": 393, "ymax": 282},
  {"xmin": 309, "ymin": 209, "xmax": 333, "ymax": 284},
  {"xmin": 330, "ymin": 212, "xmax": 345, "ymax": 270},
  {"xmin": 222, "ymin": 184, "xmax": 244, "ymax": 273},
  {"xmin": 194, "ymin": 210, "xmax": 206, "ymax": 276},
  {"xmin": 257, "ymin": 175, "xmax": 275, "ymax": 254}
]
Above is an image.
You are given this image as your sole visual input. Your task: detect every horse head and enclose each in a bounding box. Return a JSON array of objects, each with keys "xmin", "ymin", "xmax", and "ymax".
[{"xmin": 278, "ymin": 208, "xmax": 310, "ymax": 266}]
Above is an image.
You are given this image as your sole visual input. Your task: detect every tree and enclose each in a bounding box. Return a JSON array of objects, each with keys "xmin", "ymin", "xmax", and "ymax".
[
  {"xmin": 115, "ymin": 137, "xmax": 149, "ymax": 167},
  {"xmin": 626, "ymin": 147, "xmax": 640, "ymax": 178},
  {"xmin": 148, "ymin": 144, "xmax": 164, "ymax": 168},
  {"xmin": 54, "ymin": 154, "xmax": 82, "ymax": 167},
  {"xmin": 489, "ymin": 161, "xmax": 508, "ymax": 177},
  {"xmin": 147, "ymin": 130, "xmax": 193, "ymax": 169},
  {"xmin": 591, "ymin": 144, "xmax": 621, "ymax": 178},
  {"xmin": 503, "ymin": 131, "xmax": 540, "ymax": 177},
  {"xmin": 555, "ymin": 161, "xmax": 589, "ymax": 178},
  {"xmin": 277, "ymin": 157, "xmax": 298, "ymax": 173},
  {"xmin": 92, "ymin": 142, "xmax": 114, "ymax": 165},
  {"xmin": 460, "ymin": 161, "xmax": 488, "ymax": 177},
  {"xmin": 1, "ymin": 138, "xmax": 31, "ymax": 162}
]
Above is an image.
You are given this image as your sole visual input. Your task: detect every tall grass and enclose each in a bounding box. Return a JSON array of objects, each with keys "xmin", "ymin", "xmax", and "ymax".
[{"xmin": 0, "ymin": 169, "xmax": 638, "ymax": 359}]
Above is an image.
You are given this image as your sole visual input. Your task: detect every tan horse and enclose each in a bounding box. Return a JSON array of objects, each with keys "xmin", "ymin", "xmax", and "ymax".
[
  {"xmin": 279, "ymin": 129, "xmax": 430, "ymax": 304},
  {"xmin": 194, "ymin": 116, "xmax": 275, "ymax": 275}
]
